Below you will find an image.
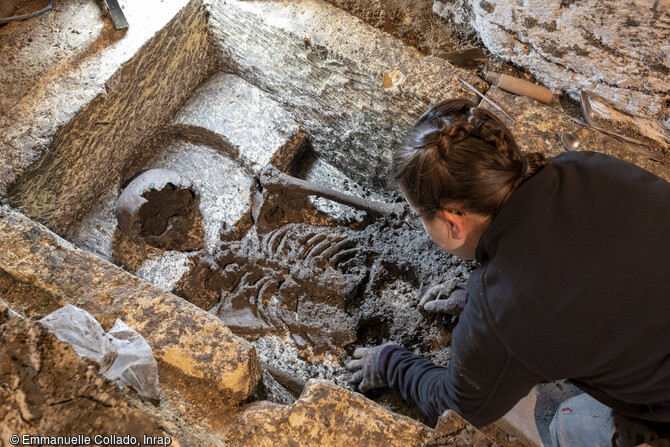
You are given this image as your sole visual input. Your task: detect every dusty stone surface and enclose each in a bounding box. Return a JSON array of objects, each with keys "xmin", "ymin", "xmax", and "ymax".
[
  {"xmin": 433, "ymin": 0, "xmax": 670, "ymax": 146},
  {"xmin": 70, "ymin": 72, "xmax": 309, "ymax": 297},
  {"xmin": 0, "ymin": 0, "xmax": 194, "ymax": 199},
  {"xmin": 7, "ymin": 0, "xmax": 217, "ymax": 236},
  {"xmin": 227, "ymin": 379, "xmax": 432, "ymax": 446},
  {"xmin": 0, "ymin": 0, "xmax": 20, "ymax": 18},
  {"xmin": 425, "ymin": 410, "xmax": 497, "ymax": 446},
  {"xmin": 174, "ymin": 72, "xmax": 301, "ymax": 172},
  {"xmin": 0, "ymin": 205, "xmax": 262, "ymax": 407},
  {"xmin": 481, "ymin": 87, "xmax": 670, "ymax": 181},
  {"xmin": 0, "ymin": 301, "xmax": 182, "ymax": 446},
  {"xmin": 0, "ymin": 0, "xmax": 105, "ymax": 117},
  {"xmin": 0, "ymin": 270, "xmax": 62, "ymax": 319},
  {"xmin": 68, "ymin": 131, "xmax": 252, "ymax": 276},
  {"xmin": 322, "ymin": 0, "xmax": 479, "ymax": 55},
  {"xmin": 208, "ymin": 0, "xmax": 485, "ymax": 190}
]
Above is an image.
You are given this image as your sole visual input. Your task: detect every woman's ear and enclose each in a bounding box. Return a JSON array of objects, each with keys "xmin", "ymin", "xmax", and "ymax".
[{"xmin": 437, "ymin": 209, "xmax": 467, "ymax": 241}]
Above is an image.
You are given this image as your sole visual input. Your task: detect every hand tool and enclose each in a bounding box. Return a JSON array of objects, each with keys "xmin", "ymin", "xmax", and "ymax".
[
  {"xmin": 448, "ymin": 71, "xmax": 517, "ymax": 124},
  {"xmin": 104, "ymin": 0, "xmax": 128, "ymax": 29},
  {"xmin": 561, "ymin": 133, "xmax": 580, "ymax": 151},
  {"xmin": 441, "ymin": 47, "xmax": 489, "ymax": 70},
  {"xmin": 0, "ymin": 0, "xmax": 53, "ymax": 24},
  {"xmin": 484, "ymin": 64, "xmax": 554, "ymax": 104},
  {"xmin": 260, "ymin": 170, "xmax": 401, "ymax": 217}
]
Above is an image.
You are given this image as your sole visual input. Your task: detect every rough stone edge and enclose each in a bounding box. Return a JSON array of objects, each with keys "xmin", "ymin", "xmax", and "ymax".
[
  {"xmin": 6, "ymin": 0, "xmax": 218, "ymax": 236},
  {"xmin": 0, "ymin": 308, "xmax": 184, "ymax": 446},
  {"xmin": 0, "ymin": 0, "xmax": 193, "ymax": 199},
  {"xmin": 0, "ymin": 204, "xmax": 262, "ymax": 406},
  {"xmin": 229, "ymin": 379, "xmax": 433, "ymax": 446},
  {"xmin": 425, "ymin": 409, "xmax": 498, "ymax": 446}
]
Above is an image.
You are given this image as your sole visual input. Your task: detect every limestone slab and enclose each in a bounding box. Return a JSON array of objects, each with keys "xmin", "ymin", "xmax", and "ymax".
[
  {"xmin": 0, "ymin": 205, "xmax": 262, "ymax": 406},
  {"xmin": 0, "ymin": 0, "xmax": 194, "ymax": 198},
  {"xmin": 426, "ymin": 410, "xmax": 498, "ymax": 446},
  {"xmin": 174, "ymin": 72, "xmax": 301, "ymax": 171},
  {"xmin": 7, "ymin": 0, "xmax": 217, "ymax": 236},
  {"xmin": 207, "ymin": 0, "xmax": 485, "ymax": 190},
  {"xmin": 227, "ymin": 379, "xmax": 432, "ymax": 446}
]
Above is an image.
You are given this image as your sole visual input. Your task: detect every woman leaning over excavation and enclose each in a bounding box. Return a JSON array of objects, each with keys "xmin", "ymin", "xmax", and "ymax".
[{"xmin": 347, "ymin": 99, "xmax": 670, "ymax": 446}]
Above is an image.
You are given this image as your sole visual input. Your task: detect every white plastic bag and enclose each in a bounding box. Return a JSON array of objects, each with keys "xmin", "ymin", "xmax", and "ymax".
[
  {"xmin": 40, "ymin": 304, "xmax": 160, "ymax": 400},
  {"xmin": 106, "ymin": 319, "xmax": 160, "ymax": 400}
]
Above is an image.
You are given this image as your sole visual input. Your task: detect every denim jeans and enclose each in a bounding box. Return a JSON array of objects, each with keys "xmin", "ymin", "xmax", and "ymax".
[{"xmin": 550, "ymin": 394, "xmax": 670, "ymax": 447}]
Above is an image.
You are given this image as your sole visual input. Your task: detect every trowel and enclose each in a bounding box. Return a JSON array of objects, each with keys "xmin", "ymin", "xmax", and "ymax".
[
  {"xmin": 443, "ymin": 49, "xmax": 554, "ymax": 105},
  {"xmin": 104, "ymin": 0, "xmax": 128, "ymax": 29}
]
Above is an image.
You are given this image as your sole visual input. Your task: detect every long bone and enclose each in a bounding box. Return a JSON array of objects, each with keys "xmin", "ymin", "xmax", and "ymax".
[{"xmin": 260, "ymin": 171, "xmax": 402, "ymax": 217}]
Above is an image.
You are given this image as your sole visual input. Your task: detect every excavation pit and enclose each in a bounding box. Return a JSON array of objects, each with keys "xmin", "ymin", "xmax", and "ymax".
[
  {"xmin": 3, "ymin": 0, "xmax": 668, "ymax": 444},
  {"xmin": 4, "ymin": 0, "xmax": 477, "ymax": 430}
]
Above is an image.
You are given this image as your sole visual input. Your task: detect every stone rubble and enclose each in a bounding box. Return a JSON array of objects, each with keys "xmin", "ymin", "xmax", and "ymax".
[
  {"xmin": 0, "ymin": 299, "xmax": 182, "ymax": 446},
  {"xmin": 0, "ymin": 205, "xmax": 262, "ymax": 408}
]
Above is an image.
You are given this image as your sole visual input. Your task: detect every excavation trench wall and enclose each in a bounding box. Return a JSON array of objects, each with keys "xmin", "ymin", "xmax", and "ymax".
[
  {"xmin": 7, "ymin": 0, "xmax": 218, "ymax": 236},
  {"xmin": 6, "ymin": 0, "xmax": 488, "ymax": 237}
]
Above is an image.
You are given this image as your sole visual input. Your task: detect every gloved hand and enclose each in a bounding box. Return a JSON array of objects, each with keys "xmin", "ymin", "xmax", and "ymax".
[
  {"xmin": 346, "ymin": 342, "xmax": 399, "ymax": 392},
  {"xmin": 419, "ymin": 279, "xmax": 469, "ymax": 316}
]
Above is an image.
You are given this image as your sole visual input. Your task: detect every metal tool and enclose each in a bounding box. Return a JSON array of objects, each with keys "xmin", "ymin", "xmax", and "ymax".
[
  {"xmin": 578, "ymin": 91, "xmax": 658, "ymax": 158},
  {"xmin": 448, "ymin": 72, "xmax": 517, "ymax": 124},
  {"xmin": 105, "ymin": 0, "xmax": 128, "ymax": 29},
  {"xmin": 573, "ymin": 119, "xmax": 651, "ymax": 147},
  {"xmin": 579, "ymin": 91, "xmax": 598, "ymax": 127},
  {"xmin": 561, "ymin": 133, "xmax": 580, "ymax": 151},
  {"xmin": 250, "ymin": 166, "xmax": 404, "ymax": 234},
  {"xmin": 573, "ymin": 119, "xmax": 660, "ymax": 160}
]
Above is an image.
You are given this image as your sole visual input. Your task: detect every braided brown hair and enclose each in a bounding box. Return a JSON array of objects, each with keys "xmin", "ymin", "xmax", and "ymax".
[{"xmin": 392, "ymin": 98, "xmax": 548, "ymax": 218}]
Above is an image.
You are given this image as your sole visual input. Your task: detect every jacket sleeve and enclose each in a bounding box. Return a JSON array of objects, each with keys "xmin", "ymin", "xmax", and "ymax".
[{"xmin": 384, "ymin": 293, "xmax": 543, "ymax": 427}]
